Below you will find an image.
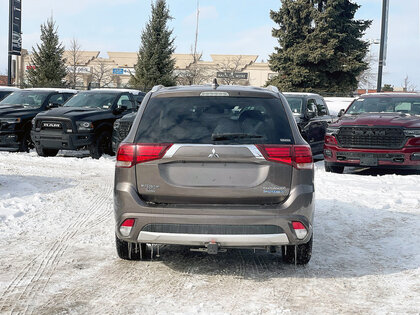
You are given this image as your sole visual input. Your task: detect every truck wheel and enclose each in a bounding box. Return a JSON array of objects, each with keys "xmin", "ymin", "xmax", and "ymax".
[
  {"xmin": 324, "ymin": 162, "xmax": 344, "ymax": 174},
  {"xmin": 281, "ymin": 236, "xmax": 312, "ymax": 265},
  {"xmin": 35, "ymin": 145, "xmax": 59, "ymax": 157},
  {"xmin": 115, "ymin": 234, "xmax": 148, "ymax": 260},
  {"xmin": 18, "ymin": 130, "xmax": 33, "ymax": 153},
  {"xmin": 89, "ymin": 131, "xmax": 112, "ymax": 159}
]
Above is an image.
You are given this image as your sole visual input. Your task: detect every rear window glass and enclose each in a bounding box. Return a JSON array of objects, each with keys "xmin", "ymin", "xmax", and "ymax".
[
  {"xmin": 284, "ymin": 96, "xmax": 303, "ymax": 114},
  {"xmin": 135, "ymin": 96, "xmax": 294, "ymax": 145}
]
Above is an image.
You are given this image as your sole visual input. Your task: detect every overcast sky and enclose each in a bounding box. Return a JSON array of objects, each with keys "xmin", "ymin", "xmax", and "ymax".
[{"xmin": 0, "ymin": 0, "xmax": 419, "ymax": 90}]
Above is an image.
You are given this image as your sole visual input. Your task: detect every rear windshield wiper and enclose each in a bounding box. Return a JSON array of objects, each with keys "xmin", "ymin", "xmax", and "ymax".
[{"xmin": 211, "ymin": 133, "xmax": 263, "ymax": 141}]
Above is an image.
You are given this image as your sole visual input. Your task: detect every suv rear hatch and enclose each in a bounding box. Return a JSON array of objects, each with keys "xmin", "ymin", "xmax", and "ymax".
[{"xmin": 126, "ymin": 95, "xmax": 305, "ymax": 205}]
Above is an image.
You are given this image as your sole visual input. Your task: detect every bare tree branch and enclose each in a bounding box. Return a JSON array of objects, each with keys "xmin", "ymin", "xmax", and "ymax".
[
  {"xmin": 90, "ymin": 59, "xmax": 113, "ymax": 88},
  {"xmin": 66, "ymin": 38, "xmax": 83, "ymax": 89},
  {"xmin": 216, "ymin": 55, "xmax": 249, "ymax": 85}
]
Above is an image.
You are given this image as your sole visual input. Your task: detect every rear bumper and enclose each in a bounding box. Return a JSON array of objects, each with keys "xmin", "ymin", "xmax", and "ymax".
[
  {"xmin": 324, "ymin": 143, "xmax": 420, "ymax": 169},
  {"xmin": 114, "ymin": 182, "xmax": 314, "ymax": 247},
  {"xmin": 31, "ymin": 130, "xmax": 94, "ymax": 150},
  {"xmin": 138, "ymin": 231, "xmax": 289, "ymax": 246}
]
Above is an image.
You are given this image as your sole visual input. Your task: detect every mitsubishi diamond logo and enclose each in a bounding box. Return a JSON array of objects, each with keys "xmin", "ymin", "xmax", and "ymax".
[{"xmin": 208, "ymin": 148, "xmax": 220, "ymax": 158}]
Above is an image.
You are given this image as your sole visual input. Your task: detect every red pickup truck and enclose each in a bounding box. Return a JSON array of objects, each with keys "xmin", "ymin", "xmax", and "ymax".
[{"xmin": 323, "ymin": 93, "xmax": 420, "ymax": 173}]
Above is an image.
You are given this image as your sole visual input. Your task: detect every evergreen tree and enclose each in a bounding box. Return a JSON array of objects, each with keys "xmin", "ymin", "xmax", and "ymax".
[
  {"xmin": 268, "ymin": 0, "xmax": 371, "ymax": 94},
  {"xmin": 129, "ymin": 0, "xmax": 176, "ymax": 90},
  {"xmin": 27, "ymin": 18, "xmax": 67, "ymax": 87}
]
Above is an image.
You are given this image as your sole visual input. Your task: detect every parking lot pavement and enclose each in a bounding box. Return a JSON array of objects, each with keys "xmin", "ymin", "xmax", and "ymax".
[{"xmin": 0, "ymin": 152, "xmax": 419, "ymax": 314}]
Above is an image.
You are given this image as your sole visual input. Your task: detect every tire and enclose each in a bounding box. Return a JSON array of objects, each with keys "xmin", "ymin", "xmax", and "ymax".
[
  {"xmin": 281, "ymin": 236, "xmax": 313, "ymax": 265},
  {"xmin": 324, "ymin": 162, "xmax": 344, "ymax": 174},
  {"xmin": 89, "ymin": 130, "xmax": 112, "ymax": 159},
  {"xmin": 18, "ymin": 130, "xmax": 33, "ymax": 153},
  {"xmin": 115, "ymin": 234, "xmax": 148, "ymax": 260},
  {"xmin": 35, "ymin": 145, "xmax": 59, "ymax": 157}
]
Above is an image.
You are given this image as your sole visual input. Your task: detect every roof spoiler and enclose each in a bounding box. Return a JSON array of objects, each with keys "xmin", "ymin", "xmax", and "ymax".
[
  {"xmin": 266, "ymin": 85, "xmax": 280, "ymax": 94},
  {"xmin": 151, "ymin": 85, "xmax": 165, "ymax": 92}
]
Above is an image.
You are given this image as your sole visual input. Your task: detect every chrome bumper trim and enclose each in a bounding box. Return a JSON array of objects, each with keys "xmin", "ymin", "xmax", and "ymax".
[{"xmin": 138, "ymin": 231, "xmax": 289, "ymax": 246}]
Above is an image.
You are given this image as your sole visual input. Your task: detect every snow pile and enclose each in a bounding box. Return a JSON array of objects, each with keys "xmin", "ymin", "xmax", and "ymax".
[{"xmin": 0, "ymin": 151, "xmax": 115, "ymax": 222}]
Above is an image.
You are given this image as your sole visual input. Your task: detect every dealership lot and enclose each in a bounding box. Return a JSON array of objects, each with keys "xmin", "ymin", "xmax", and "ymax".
[{"xmin": 0, "ymin": 152, "xmax": 419, "ymax": 314}]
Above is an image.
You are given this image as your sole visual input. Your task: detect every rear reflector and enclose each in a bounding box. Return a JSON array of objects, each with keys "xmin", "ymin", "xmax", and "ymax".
[
  {"xmin": 117, "ymin": 143, "xmax": 172, "ymax": 168},
  {"xmin": 292, "ymin": 221, "xmax": 308, "ymax": 239},
  {"xmin": 120, "ymin": 219, "xmax": 135, "ymax": 237},
  {"xmin": 256, "ymin": 145, "xmax": 313, "ymax": 169},
  {"xmin": 121, "ymin": 219, "xmax": 135, "ymax": 227}
]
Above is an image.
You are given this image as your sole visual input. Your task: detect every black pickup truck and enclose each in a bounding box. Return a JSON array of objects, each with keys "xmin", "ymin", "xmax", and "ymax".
[
  {"xmin": 283, "ymin": 92, "xmax": 334, "ymax": 156},
  {"xmin": 0, "ymin": 88, "xmax": 76, "ymax": 152},
  {"xmin": 31, "ymin": 89, "xmax": 141, "ymax": 158}
]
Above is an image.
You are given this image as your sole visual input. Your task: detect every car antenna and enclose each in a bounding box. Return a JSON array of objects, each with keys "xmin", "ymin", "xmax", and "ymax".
[{"xmin": 212, "ymin": 78, "xmax": 219, "ymax": 89}]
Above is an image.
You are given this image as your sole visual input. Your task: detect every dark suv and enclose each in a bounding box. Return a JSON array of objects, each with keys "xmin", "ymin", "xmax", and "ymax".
[
  {"xmin": 324, "ymin": 93, "xmax": 420, "ymax": 173},
  {"xmin": 114, "ymin": 84, "xmax": 315, "ymax": 264},
  {"xmin": 31, "ymin": 89, "xmax": 141, "ymax": 158},
  {"xmin": 111, "ymin": 92, "xmax": 146, "ymax": 153},
  {"xmin": 0, "ymin": 88, "xmax": 76, "ymax": 152},
  {"xmin": 283, "ymin": 92, "xmax": 333, "ymax": 155}
]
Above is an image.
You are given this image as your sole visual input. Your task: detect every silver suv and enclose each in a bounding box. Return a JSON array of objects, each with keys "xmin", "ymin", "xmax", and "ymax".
[{"xmin": 114, "ymin": 84, "xmax": 315, "ymax": 264}]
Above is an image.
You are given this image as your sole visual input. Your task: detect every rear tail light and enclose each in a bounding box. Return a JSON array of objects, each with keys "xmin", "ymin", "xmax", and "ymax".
[
  {"xmin": 116, "ymin": 143, "xmax": 172, "ymax": 168},
  {"xmin": 257, "ymin": 145, "xmax": 313, "ymax": 169},
  {"xmin": 120, "ymin": 218, "xmax": 135, "ymax": 236},
  {"xmin": 292, "ymin": 221, "xmax": 308, "ymax": 239}
]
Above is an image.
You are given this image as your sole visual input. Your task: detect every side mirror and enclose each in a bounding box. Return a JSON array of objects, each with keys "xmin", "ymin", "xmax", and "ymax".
[
  {"xmin": 114, "ymin": 105, "xmax": 127, "ymax": 114},
  {"xmin": 305, "ymin": 109, "xmax": 316, "ymax": 119},
  {"xmin": 47, "ymin": 102, "xmax": 61, "ymax": 109},
  {"xmin": 338, "ymin": 109, "xmax": 345, "ymax": 117}
]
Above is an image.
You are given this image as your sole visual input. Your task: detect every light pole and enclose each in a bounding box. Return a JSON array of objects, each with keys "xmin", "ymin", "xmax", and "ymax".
[
  {"xmin": 366, "ymin": 39, "xmax": 380, "ymax": 93},
  {"xmin": 377, "ymin": 0, "xmax": 389, "ymax": 92}
]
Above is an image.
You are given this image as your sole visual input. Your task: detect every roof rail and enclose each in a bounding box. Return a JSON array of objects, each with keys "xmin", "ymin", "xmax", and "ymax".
[
  {"xmin": 266, "ymin": 85, "xmax": 279, "ymax": 94},
  {"xmin": 151, "ymin": 85, "xmax": 165, "ymax": 92}
]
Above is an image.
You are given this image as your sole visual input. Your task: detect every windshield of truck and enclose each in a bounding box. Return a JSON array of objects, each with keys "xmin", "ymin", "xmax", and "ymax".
[
  {"xmin": 347, "ymin": 97, "xmax": 420, "ymax": 116},
  {"xmin": 0, "ymin": 91, "xmax": 50, "ymax": 108},
  {"xmin": 135, "ymin": 96, "xmax": 294, "ymax": 145},
  {"xmin": 63, "ymin": 92, "xmax": 118, "ymax": 109},
  {"xmin": 284, "ymin": 96, "xmax": 303, "ymax": 114}
]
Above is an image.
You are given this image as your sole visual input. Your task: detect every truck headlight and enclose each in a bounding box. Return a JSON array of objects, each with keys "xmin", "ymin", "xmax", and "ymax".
[
  {"xmin": 76, "ymin": 121, "xmax": 93, "ymax": 131},
  {"xmin": 0, "ymin": 118, "xmax": 21, "ymax": 124},
  {"xmin": 404, "ymin": 129, "xmax": 420, "ymax": 137},
  {"xmin": 326, "ymin": 127, "xmax": 340, "ymax": 135}
]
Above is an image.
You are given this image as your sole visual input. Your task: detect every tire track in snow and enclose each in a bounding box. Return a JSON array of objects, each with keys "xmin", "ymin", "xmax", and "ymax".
[{"xmin": 0, "ymin": 178, "xmax": 113, "ymax": 315}]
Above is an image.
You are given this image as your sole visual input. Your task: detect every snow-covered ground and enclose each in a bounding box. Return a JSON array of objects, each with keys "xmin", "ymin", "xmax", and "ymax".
[{"xmin": 0, "ymin": 152, "xmax": 419, "ymax": 314}]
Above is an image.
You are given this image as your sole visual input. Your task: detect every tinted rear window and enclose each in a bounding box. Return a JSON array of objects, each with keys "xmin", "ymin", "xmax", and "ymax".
[{"xmin": 135, "ymin": 96, "xmax": 294, "ymax": 145}]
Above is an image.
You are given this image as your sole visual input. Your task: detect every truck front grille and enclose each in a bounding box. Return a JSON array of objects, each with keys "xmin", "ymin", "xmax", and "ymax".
[
  {"xmin": 117, "ymin": 121, "xmax": 132, "ymax": 142},
  {"xmin": 337, "ymin": 126, "xmax": 406, "ymax": 149},
  {"xmin": 36, "ymin": 119, "xmax": 73, "ymax": 132}
]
